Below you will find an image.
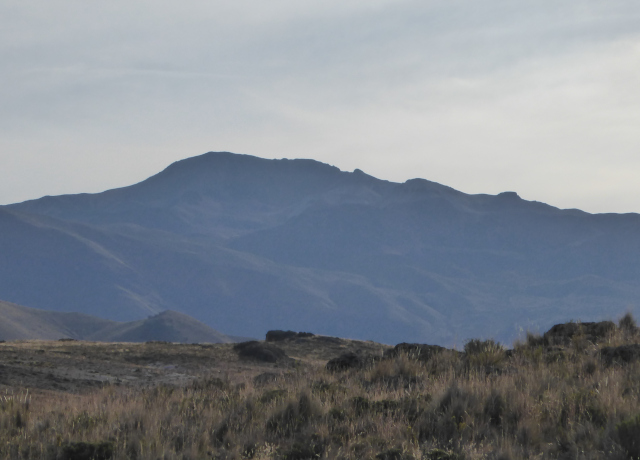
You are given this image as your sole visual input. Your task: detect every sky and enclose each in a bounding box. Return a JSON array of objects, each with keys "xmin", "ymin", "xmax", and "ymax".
[{"xmin": 2, "ymin": 1, "xmax": 640, "ymax": 213}]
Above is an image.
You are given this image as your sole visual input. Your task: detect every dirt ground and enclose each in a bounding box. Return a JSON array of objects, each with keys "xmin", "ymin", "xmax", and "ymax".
[{"xmin": 0, "ymin": 335, "xmax": 390, "ymax": 395}]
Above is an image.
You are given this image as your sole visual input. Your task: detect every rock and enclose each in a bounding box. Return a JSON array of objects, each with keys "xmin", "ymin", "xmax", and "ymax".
[{"xmin": 543, "ymin": 321, "xmax": 615, "ymax": 346}]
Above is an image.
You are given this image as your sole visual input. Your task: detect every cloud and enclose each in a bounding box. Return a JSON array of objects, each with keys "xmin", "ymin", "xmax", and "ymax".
[{"xmin": 1, "ymin": 1, "xmax": 640, "ymax": 212}]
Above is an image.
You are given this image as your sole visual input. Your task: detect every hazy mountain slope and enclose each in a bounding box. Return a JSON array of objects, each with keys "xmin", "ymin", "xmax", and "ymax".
[
  {"xmin": 4, "ymin": 151, "xmax": 640, "ymax": 345},
  {"xmin": 0, "ymin": 300, "xmax": 237, "ymax": 343},
  {"xmin": 0, "ymin": 205, "xmax": 438, "ymax": 343},
  {"xmin": 0, "ymin": 207, "xmax": 168, "ymax": 320},
  {"xmin": 0, "ymin": 299, "xmax": 115, "ymax": 340}
]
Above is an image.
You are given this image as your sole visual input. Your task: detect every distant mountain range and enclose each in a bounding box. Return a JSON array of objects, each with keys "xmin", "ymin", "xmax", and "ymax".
[
  {"xmin": 0, "ymin": 299, "xmax": 236, "ymax": 343},
  {"xmin": 2, "ymin": 151, "xmax": 639, "ymax": 345}
]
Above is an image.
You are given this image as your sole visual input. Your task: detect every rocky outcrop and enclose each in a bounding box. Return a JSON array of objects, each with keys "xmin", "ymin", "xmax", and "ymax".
[{"xmin": 543, "ymin": 321, "xmax": 616, "ymax": 346}]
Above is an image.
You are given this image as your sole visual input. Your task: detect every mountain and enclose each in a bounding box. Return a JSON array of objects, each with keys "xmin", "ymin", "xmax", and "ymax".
[
  {"xmin": 87, "ymin": 310, "xmax": 236, "ymax": 343},
  {"xmin": 0, "ymin": 299, "xmax": 236, "ymax": 343},
  {"xmin": 3, "ymin": 151, "xmax": 640, "ymax": 345},
  {"xmin": 0, "ymin": 299, "xmax": 114, "ymax": 341}
]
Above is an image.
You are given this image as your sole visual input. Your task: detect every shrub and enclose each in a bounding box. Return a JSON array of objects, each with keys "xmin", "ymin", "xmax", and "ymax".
[
  {"xmin": 328, "ymin": 407, "xmax": 346, "ymax": 421},
  {"xmin": 253, "ymin": 372, "xmax": 280, "ymax": 386},
  {"xmin": 415, "ymin": 385, "xmax": 477, "ymax": 444},
  {"xmin": 58, "ymin": 441, "xmax": 114, "ymax": 460},
  {"xmin": 211, "ymin": 420, "xmax": 230, "ymax": 448},
  {"xmin": 266, "ymin": 331, "xmax": 298, "ymax": 342},
  {"xmin": 525, "ymin": 332, "xmax": 545, "ymax": 347},
  {"xmin": 266, "ymin": 331, "xmax": 315, "ymax": 342},
  {"xmin": 619, "ymin": 312, "xmax": 638, "ymax": 334},
  {"xmin": 464, "ymin": 339, "xmax": 505, "ymax": 369},
  {"xmin": 399, "ymin": 395, "xmax": 431, "ymax": 423},
  {"xmin": 376, "ymin": 447, "xmax": 414, "ymax": 460},
  {"xmin": 369, "ymin": 353, "xmax": 424, "ymax": 388},
  {"xmin": 279, "ymin": 436, "xmax": 325, "ymax": 460},
  {"xmin": 600, "ymin": 344, "xmax": 640, "ymax": 366},
  {"xmin": 260, "ymin": 389, "xmax": 288, "ymax": 405},
  {"xmin": 464, "ymin": 339, "xmax": 502, "ymax": 355},
  {"xmin": 233, "ymin": 341, "xmax": 289, "ymax": 363},
  {"xmin": 350, "ymin": 396, "xmax": 371, "ymax": 416},
  {"xmin": 616, "ymin": 414, "xmax": 640, "ymax": 459},
  {"xmin": 384, "ymin": 343, "xmax": 449, "ymax": 361},
  {"xmin": 326, "ymin": 352, "xmax": 364, "ymax": 372},
  {"xmin": 483, "ymin": 390, "xmax": 505, "ymax": 427},
  {"xmin": 425, "ymin": 449, "xmax": 460, "ymax": 460},
  {"xmin": 544, "ymin": 321, "xmax": 615, "ymax": 346},
  {"xmin": 266, "ymin": 393, "xmax": 321, "ymax": 437}
]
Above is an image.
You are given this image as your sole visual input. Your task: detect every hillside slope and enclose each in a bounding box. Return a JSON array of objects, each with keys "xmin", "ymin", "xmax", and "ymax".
[
  {"xmin": 0, "ymin": 300, "xmax": 235, "ymax": 343},
  {"xmin": 0, "ymin": 299, "xmax": 113, "ymax": 341},
  {"xmin": 3, "ymin": 152, "xmax": 640, "ymax": 345},
  {"xmin": 89, "ymin": 310, "xmax": 236, "ymax": 343}
]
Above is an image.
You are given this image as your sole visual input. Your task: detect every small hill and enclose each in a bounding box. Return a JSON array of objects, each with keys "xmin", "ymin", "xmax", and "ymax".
[
  {"xmin": 89, "ymin": 310, "xmax": 236, "ymax": 343},
  {"xmin": 0, "ymin": 300, "xmax": 236, "ymax": 343}
]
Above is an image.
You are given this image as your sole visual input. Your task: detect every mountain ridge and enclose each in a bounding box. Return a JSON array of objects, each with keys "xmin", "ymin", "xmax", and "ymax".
[{"xmin": 2, "ymin": 151, "xmax": 639, "ymax": 345}]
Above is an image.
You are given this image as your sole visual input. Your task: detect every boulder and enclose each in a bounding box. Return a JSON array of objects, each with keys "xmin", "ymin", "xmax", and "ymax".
[{"xmin": 543, "ymin": 321, "xmax": 615, "ymax": 346}]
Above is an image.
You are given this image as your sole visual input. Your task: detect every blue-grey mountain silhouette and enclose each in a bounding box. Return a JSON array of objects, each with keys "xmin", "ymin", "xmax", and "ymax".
[{"xmin": 2, "ymin": 152, "xmax": 639, "ymax": 345}]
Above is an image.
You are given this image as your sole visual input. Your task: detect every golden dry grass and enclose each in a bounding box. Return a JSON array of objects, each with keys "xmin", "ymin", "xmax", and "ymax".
[{"xmin": 2, "ymin": 322, "xmax": 640, "ymax": 459}]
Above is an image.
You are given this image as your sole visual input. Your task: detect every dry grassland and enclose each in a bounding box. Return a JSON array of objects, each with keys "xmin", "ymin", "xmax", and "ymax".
[{"xmin": 2, "ymin": 320, "xmax": 640, "ymax": 460}]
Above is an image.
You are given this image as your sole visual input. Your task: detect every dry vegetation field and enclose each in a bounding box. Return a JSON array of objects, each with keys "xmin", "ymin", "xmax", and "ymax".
[{"xmin": 2, "ymin": 319, "xmax": 640, "ymax": 460}]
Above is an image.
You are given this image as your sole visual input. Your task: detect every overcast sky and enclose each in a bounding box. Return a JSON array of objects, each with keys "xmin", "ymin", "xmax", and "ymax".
[{"xmin": 2, "ymin": 1, "xmax": 640, "ymax": 213}]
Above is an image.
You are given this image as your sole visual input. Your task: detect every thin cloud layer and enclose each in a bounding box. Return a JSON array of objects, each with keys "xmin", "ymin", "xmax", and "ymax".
[{"xmin": 1, "ymin": 0, "xmax": 639, "ymax": 212}]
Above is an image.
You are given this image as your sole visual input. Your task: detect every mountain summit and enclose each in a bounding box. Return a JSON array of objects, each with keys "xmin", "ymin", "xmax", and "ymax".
[{"xmin": 3, "ymin": 152, "xmax": 640, "ymax": 345}]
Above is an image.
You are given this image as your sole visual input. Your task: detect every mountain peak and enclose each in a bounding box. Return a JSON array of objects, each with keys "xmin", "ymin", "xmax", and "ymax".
[
  {"xmin": 4, "ymin": 150, "xmax": 640, "ymax": 346},
  {"xmin": 154, "ymin": 151, "xmax": 342, "ymax": 180},
  {"xmin": 497, "ymin": 191, "xmax": 521, "ymax": 199}
]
